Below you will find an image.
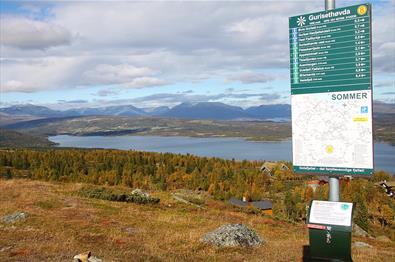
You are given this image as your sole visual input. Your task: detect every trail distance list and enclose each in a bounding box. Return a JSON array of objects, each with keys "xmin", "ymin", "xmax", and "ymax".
[{"xmin": 289, "ymin": 4, "xmax": 373, "ymax": 176}]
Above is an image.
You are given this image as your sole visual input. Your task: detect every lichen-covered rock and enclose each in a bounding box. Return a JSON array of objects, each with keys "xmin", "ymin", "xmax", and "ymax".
[
  {"xmin": 1, "ymin": 212, "xmax": 27, "ymax": 224},
  {"xmin": 201, "ymin": 224, "xmax": 263, "ymax": 247},
  {"xmin": 131, "ymin": 189, "xmax": 150, "ymax": 198}
]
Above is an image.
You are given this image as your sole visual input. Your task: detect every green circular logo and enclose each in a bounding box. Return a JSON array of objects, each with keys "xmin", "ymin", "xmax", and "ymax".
[{"xmin": 341, "ymin": 204, "xmax": 349, "ymax": 210}]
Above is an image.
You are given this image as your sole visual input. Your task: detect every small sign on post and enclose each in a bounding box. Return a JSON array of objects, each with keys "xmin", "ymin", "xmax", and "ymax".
[{"xmin": 307, "ymin": 200, "xmax": 354, "ymax": 261}]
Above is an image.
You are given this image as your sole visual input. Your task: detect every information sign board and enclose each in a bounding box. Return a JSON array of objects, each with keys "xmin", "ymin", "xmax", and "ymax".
[
  {"xmin": 309, "ymin": 200, "xmax": 353, "ymax": 227},
  {"xmin": 289, "ymin": 4, "xmax": 373, "ymax": 175}
]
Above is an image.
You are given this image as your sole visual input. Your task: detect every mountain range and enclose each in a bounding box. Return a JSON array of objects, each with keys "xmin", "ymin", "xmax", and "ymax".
[
  {"xmin": 0, "ymin": 102, "xmax": 292, "ymax": 121},
  {"xmin": 1, "ymin": 101, "xmax": 394, "ymax": 122}
]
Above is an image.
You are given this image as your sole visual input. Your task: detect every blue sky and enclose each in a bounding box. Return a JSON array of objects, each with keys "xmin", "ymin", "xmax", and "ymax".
[{"xmin": 1, "ymin": 0, "xmax": 394, "ymax": 110}]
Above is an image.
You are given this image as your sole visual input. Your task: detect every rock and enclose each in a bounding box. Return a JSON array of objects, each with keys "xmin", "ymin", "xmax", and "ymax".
[
  {"xmin": 131, "ymin": 189, "xmax": 150, "ymax": 198},
  {"xmin": 353, "ymin": 224, "xmax": 369, "ymax": 237},
  {"xmin": 201, "ymin": 224, "xmax": 263, "ymax": 248},
  {"xmin": 122, "ymin": 227, "xmax": 138, "ymax": 234},
  {"xmin": 353, "ymin": 241, "xmax": 372, "ymax": 248},
  {"xmin": 1, "ymin": 212, "xmax": 27, "ymax": 224},
  {"xmin": 0, "ymin": 246, "xmax": 12, "ymax": 252},
  {"xmin": 376, "ymin": 235, "xmax": 392, "ymax": 243},
  {"xmin": 73, "ymin": 251, "xmax": 103, "ymax": 262},
  {"xmin": 88, "ymin": 256, "xmax": 102, "ymax": 262}
]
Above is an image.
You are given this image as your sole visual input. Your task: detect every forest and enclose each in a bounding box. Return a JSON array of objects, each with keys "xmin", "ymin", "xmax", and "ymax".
[{"xmin": 0, "ymin": 148, "xmax": 394, "ymax": 239}]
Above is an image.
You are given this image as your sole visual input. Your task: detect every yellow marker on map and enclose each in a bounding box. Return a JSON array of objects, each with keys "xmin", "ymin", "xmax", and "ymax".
[
  {"xmin": 326, "ymin": 145, "xmax": 334, "ymax": 154},
  {"xmin": 353, "ymin": 117, "xmax": 368, "ymax": 122}
]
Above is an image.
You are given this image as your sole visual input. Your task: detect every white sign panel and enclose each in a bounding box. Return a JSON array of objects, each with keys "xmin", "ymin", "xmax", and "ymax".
[
  {"xmin": 292, "ymin": 90, "xmax": 373, "ymax": 175},
  {"xmin": 309, "ymin": 200, "xmax": 353, "ymax": 227}
]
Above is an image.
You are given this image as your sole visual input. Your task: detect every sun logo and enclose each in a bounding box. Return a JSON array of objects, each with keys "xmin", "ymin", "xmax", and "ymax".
[
  {"xmin": 357, "ymin": 5, "xmax": 368, "ymax": 16},
  {"xmin": 326, "ymin": 145, "xmax": 334, "ymax": 154},
  {"xmin": 297, "ymin": 16, "xmax": 306, "ymax": 27}
]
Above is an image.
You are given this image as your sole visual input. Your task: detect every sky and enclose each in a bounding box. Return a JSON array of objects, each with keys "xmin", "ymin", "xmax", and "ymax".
[{"xmin": 0, "ymin": 0, "xmax": 394, "ymax": 110}]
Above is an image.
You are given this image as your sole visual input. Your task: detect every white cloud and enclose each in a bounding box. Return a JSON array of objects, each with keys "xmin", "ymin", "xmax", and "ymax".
[
  {"xmin": 82, "ymin": 64, "xmax": 155, "ymax": 85},
  {"xmin": 0, "ymin": 57, "xmax": 83, "ymax": 92},
  {"xmin": 227, "ymin": 71, "xmax": 275, "ymax": 84},
  {"xmin": 0, "ymin": 17, "xmax": 72, "ymax": 49},
  {"xmin": 125, "ymin": 77, "xmax": 168, "ymax": 89},
  {"xmin": 0, "ymin": 0, "xmax": 393, "ymax": 97}
]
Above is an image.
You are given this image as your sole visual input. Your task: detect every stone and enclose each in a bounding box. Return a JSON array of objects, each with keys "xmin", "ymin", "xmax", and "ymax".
[
  {"xmin": 73, "ymin": 251, "xmax": 103, "ymax": 262},
  {"xmin": 0, "ymin": 246, "xmax": 12, "ymax": 252},
  {"xmin": 376, "ymin": 235, "xmax": 392, "ymax": 243},
  {"xmin": 131, "ymin": 189, "xmax": 150, "ymax": 198},
  {"xmin": 353, "ymin": 241, "xmax": 372, "ymax": 248},
  {"xmin": 201, "ymin": 224, "xmax": 263, "ymax": 248},
  {"xmin": 353, "ymin": 224, "xmax": 369, "ymax": 237},
  {"xmin": 122, "ymin": 227, "xmax": 138, "ymax": 234},
  {"xmin": 1, "ymin": 212, "xmax": 27, "ymax": 224},
  {"xmin": 87, "ymin": 256, "xmax": 103, "ymax": 262}
]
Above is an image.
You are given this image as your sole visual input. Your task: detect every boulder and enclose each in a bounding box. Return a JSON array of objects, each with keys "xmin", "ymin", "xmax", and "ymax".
[
  {"xmin": 131, "ymin": 189, "xmax": 150, "ymax": 198},
  {"xmin": 353, "ymin": 224, "xmax": 369, "ymax": 237},
  {"xmin": 353, "ymin": 241, "xmax": 372, "ymax": 248},
  {"xmin": 201, "ymin": 224, "xmax": 263, "ymax": 248},
  {"xmin": 1, "ymin": 212, "xmax": 27, "ymax": 224},
  {"xmin": 73, "ymin": 251, "xmax": 102, "ymax": 262}
]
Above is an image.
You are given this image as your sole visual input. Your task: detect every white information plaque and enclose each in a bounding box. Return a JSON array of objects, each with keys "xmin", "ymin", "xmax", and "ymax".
[{"xmin": 309, "ymin": 200, "xmax": 353, "ymax": 227}]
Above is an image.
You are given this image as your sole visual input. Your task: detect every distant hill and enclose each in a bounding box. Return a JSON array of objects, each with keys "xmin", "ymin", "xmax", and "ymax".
[
  {"xmin": 162, "ymin": 102, "xmax": 251, "ymax": 120},
  {"xmin": 1, "ymin": 102, "xmax": 291, "ymax": 120},
  {"xmin": 0, "ymin": 105, "xmax": 62, "ymax": 117},
  {"xmin": 373, "ymin": 101, "xmax": 395, "ymax": 114},
  {"xmin": 1, "ymin": 101, "xmax": 393, "ymax": 122},
  {"xmin": 144, "ymin": 106, "xmax": 171, "ymax": 116},
  {"xmin": 0, "ymin": 128, "xmax": 55, "ymax": 148},
  {"xmin": 245, "ymin": 104, "xmax": 291, "ymax": 119},
  {"xmin": 63, "ymin": 105, "xmax": 147, "ymax": 117}
]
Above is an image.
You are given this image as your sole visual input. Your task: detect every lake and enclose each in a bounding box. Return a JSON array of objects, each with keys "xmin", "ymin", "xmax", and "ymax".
[{"xmin": 49, "ymin": 135, "xmax": 395, "ymax": 174}]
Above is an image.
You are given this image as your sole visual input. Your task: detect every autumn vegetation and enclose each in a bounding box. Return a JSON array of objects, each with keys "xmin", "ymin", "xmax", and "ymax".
[
  {"xmin": 0, "ymin": 149, "xmax": 395, "ymax": 261},
  {"xmin": 1, "ymin": 148, "xmax": 394, "ymax": 239}
]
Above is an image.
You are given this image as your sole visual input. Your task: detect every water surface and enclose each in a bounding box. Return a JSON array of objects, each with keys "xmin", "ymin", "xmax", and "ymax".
[{"xmin": 49, "ymin": 135, "xmax": 395, "ymax": 174}]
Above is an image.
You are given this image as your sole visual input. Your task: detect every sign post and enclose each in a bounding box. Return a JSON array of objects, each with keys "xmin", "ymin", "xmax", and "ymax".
[
  {"xmin": 289, "ymin": 1, "xmax": 373, "ymax": 260},
  {"xmin": 326, "ymin": 0, "xmax": 340, "ymax": 203}
]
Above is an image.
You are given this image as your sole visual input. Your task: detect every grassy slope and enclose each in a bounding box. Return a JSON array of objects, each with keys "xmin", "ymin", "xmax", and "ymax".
[
  {"xmin": 0, "ymin": 128, "xmax": 55, "ymax": 148},
  {"xmin": 1, "ymin": 179, "xmax": 393, "ymax": 261}
]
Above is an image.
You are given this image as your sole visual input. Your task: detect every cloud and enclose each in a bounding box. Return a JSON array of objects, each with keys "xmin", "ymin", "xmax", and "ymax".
[
  {"xmin": 0, "ymin": 17, "xmax": 72, "ymax": 49},
  {"xmin": 57, "ymin": 99, "xmax": 88, "ymax": 104},
  {"xmin": 124, "ymin": 77, "xmax": 168, "ymax": 89},
  {"xmin": 0, "ymin": 0, "xmax": 393, "ymax": 97},
  {"xmin": 0, "ymin": 56, "xmax": 83, "ymax": 92},
  {"xmin": 82, "ymin": 64, "xmax": 158, "ymax": 86},
  {"xmin": 96, "ymin": 89, "xmax": 119, "ymax": 97},
  {"xmin": 375, "ymin": 80, "xmax": 395, "ymax": 88},
  {"xmin": 122, "ymin": 91, "xmax": 283, "ymax": 108},
  {"xmin": 227, "ymin": 72, "xmax": 275, "ymax": 84}
]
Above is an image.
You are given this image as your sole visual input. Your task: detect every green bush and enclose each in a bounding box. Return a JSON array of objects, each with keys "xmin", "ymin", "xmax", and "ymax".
[{"xmin": 78, "ymin": 187, "xmax": 160, "ymax": 204}]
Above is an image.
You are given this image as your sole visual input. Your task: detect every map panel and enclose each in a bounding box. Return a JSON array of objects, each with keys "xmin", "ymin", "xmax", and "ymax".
[{"xmin": 292, "ymin": 90, "xmax": 373, "ymax": 175}]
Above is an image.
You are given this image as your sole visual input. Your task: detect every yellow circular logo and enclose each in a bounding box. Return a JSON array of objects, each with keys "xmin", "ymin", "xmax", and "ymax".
[
  {"xmin": 326, "ymin": 145, "xmax": 334, "ymax": 154},
  {"xmin": 357, "ymin": 5, "xmax": 368, "ymax": 16}
]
